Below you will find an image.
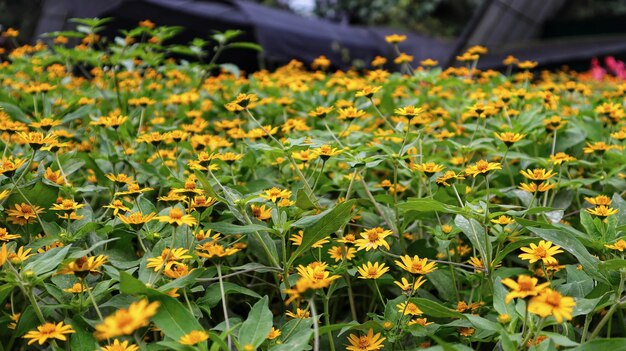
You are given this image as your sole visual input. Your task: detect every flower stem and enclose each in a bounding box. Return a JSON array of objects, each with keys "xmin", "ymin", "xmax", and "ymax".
[
  {"xmin": 310, "ymin": 298, "xmax": 320, "ymax": 351},
  {"xmin": 217, "ymin": 264, "xmax": 232, "ymax": 349}
]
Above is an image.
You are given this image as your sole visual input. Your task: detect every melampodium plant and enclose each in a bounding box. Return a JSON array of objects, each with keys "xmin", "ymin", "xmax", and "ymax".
[{"xmin": 0, "ymin": 19, "xmax": 626, "ymax": 351}]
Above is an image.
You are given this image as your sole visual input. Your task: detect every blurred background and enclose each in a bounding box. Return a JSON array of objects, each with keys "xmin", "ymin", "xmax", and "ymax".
[{"xmin": 2, "ymin": 0, "xmax": 626, "ymax": 71}]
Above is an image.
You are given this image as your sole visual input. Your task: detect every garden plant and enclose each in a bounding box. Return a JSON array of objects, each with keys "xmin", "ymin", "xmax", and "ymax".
[{"xmin": 1, "ymin": 18, "xmax": 626, "ymax": 351}]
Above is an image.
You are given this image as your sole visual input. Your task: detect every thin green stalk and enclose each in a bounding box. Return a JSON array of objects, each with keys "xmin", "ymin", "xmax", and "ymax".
[
  {"xmin": 310, "ymin": 298, "xmax": 320, "ymax": 351},
  {"xmin": 359, "ymin": 178, "xmax": 398, "ymax": 235},
  {"xmin": 369, "ymin": 98, "xmax": 396, "ymax": 130},
  {"xmin": 217, "ymin": 264, "xmax": 232, "ymax": 349},
  {"xmin": 323, "ymin": 294, "xmax": 336, "ymax": 351},
  {"xmin": 245, "ymin": 108, "xmax": 319, "ymax": 206},
  {"xmin": 589, "ymin": 272, "xmax": 625, "ymax": 340},
  {"xmin": 373, "ymin": 280, "xmax": 385, "ymax": 306}
]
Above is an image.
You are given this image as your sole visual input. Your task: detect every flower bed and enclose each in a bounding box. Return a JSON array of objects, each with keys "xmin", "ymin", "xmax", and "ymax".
[{"xmin": 1, "ymin": 19, "xmax": 626, "ymax": 351}]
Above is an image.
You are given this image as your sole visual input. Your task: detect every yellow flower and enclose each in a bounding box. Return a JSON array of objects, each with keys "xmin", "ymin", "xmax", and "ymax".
[
  {"xmin": 94, "ymin": 299, "xmax": 160, "ymax": 340},
  {"xmin": 459, "ymin": 327, "xmax": 476, "ymax": 337},
  {"xmin": 0, "ymin": 227, "xmax": 20, "ymax": 241},
  {"xmin": 214, "ymin": 152, "xmax": 243, "ymax": 164},
  {"xmin": 328, "ymin": 245, "xmax": 356, "ymax": 262},
  {"xmin": 518, "ymin": 182, "xmax": 555, "ymax": 193},
  {"xmin": 585, "ymin": 205, "xmax": 619, "ymax": 218},
  {"xmin": 260, "ymin": 187, "xmax": 292, "ymax": 202},
  {"xmin": 196, "ymin": 242, "xmax": 240, "ymax": 259},
  {"xmin": 17, "ymin": 131, "xmax": 57, "ymax": 150},
  {"xmin": 605, "ymin": 239, "xmax": 626, "ymax": 252},
  {"xmin": 413, "ymin": 162, "xmax": 445, "ymax": 175},
  {"xmin": 494, "ymin": 132, "xmax": 525, "ymax": 147},
  {"xmin": 0, "ymin": 243, "xmax": 7, "ymax": 267},
  {"xmin": 314, "ymin": 145, "xmax": 343, "ymax": 160},
  {"xmin": 105, "ymin": 173, "xmax": 135, "ymax": 185},
  {"xmin": 251, "ymin": 204, "xmax": 272, "ymax": 220},
  {"xmin": 518, "ymin": 240, "xmax": 563, "ymax": 264},
  {"xmin": 520, "ymin": 168, "xmax": 556, "ymax": 182},
  {"xmin": 102, "ymin": 339, "xmax": 140, "ymax": 351},
  {"xmin": 491, "ymin": 215, "xmax": 514, "ymax": 225},
  {"xmin": 498, "ymin": 314, "xmax": 511, "ymax": 324},
  {"xmin": 436, "ymin": 171, "xmax": 465, "ymax": 186},
  {"xmin": 6, "ymin": 203, "xmax": 45, "ymax": 225},
  {"xmin": 584, "ymin": 195, "xmax": 612, "ymax": 206},
  {"xmin": 147, "ymin": 248, "xmax": 192, "ymax": 272},
  {"xmin": 156, "ymin": 208, "xmax": 197, "ymax": 227},
  {"xmin": 357, "ymin": 261, "xmax": 390, "ymax": 279},
  {"xmin": 117, "ymin": 211, "xmax": 156, "ymax": 229},
  {"xmin": 501, "ymin": 275, "xmax": 550, "ymax": 303},
  {"xmin": 385, "ymin": 34, "xmax": 407, "ymax": 44},
  {"xmin": 44, "ymin": 167, "xmax": 66, "ymax": 185},
  {"xmin": 464, "ymin": 160, "xmax": 501, "ymax": 177},
  {"xmin": 550, "ymin": 152, "xmax": 576, "ymax": 165},
  {"xmin": 103, "ymin": 200, "xmax": 131, "ymax": 215},
  {"xmin": 517, "ymin": 60, "xmax": 538, "ymax": 70},
  {"xmin": 394, "ymin": 276, "xmax": 426, "ymax": 293},
  {"xmin": 394, "ymin": 105, "xmax": 423, "ymax": 120},
  {"xmin": 355, "ymin": 86, "xmax": 382, "ymax": 99},
  {"xmin": 8, "ymin": 246, "xmax": 33, "ymax": 265},
  {"xmin": 395, "ymin": 255, "xmax": 437, "ymax": 275},
  {"xmin": 179, "ymin": 330, "xmax": 209, "ymax": 345},
  {"xmin": 420, "ymin": 58, "xmax": 438, "ymax": 67},
  {"xmin": 397, "ymin": 301, "xmax": 423, "ymax": 316},
  {"xmin": 267, "ymin": 327, "xmax": 281, "ymax": 340},
  {"xmin": 63, "ymin": 283, "xmax": 87, "ymax": 294},
  {"xmin": 528, "ymin": 289, "xmax": 575, "ymax": 323},
  {"xmin": 408, "ymin": 318, "xmax": 433, "ymax": 326},
  {"xmin": 394, "ymin": 53, "xmax": 413, "ymax": 64},
  {"xmin": 23, "ymin": 321, "xmax": 75, "ymax": 345},
  {"xmin": 285, "ymin": 308, "xmax": 310, "ymax": 319},
  {"xmin": 354, "ymin": 227, "xmax": 392, "ymax": 251},
  {"xmin": 0, "ymin": 157, "xmax": 27, "ymax": 177},
  {"xmin": 338, "ymin": 107, "xmax": 367, "ymax": 121},
  {"xmin": 346, "ymin": 328, "xmax": 386, "ymax": 351},
  {"xmin": 57, "ymin": 255, "xmax": 108, "ymax": 278},
  {"xmin": 308, "ymin": 106, "xmax": 334, "ymax": 118},
  {"xmin": 50, "ymin": 199, "xmax": 85, "ymax": 212},
  {"xmin": 8, "ymin": 312, "xmax": 20, "ymax": 330},
  {"xmin": 284, "ymin": 264, "xmax": 340, "ymax": 304},
  {"xmin": 290, "ymin": 231, "xmax": 329, "ymax": 248}
]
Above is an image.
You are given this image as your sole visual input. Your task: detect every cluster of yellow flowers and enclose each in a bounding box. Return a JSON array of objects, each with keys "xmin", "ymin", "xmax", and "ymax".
[{"xmin": 3, "ymin": 18, "xmax": 626, "ymax": 350}]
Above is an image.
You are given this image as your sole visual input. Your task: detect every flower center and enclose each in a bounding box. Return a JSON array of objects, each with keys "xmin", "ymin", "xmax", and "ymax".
[
  {"xmin": 534, "ymin": 246, "xmax": 547, "ymax": 258},
  {"xmin": 545, "ymin": 291, "xmax": 562, "ymax": 307},
  {"xmin": 358, "ymin": 336, "xmax": 370, "ymax": 348},
  {"xmin": 40, "ymin": 323, "xmax": 57, "ymax": 334},
  {"xmin": 169, "ymin": 208, "xmax": 183, "ymax": 220}
]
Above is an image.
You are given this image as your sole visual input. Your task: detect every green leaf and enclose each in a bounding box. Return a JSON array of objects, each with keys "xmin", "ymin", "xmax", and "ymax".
[
  {"xmin": 599, "ymin": 259, "xmax": 626, "ymax": 271},
  {"xmin": 493, "ymin": 277, "xmax": 517, "ymax": 317},
  {"xmin": 410, "ymin": 298, "xmax": 464, "ymax": 319},
  {"xmin": 226, "ymin": 42, "xmax": 264, "ymax": 52},
  {"xmin": 570, "ymin": 339, "xmax": 626, "ymax": 351},
  {"xmin": 270, "ymin": 328, "xmax": 313, "ymax": 351},
  {"xmin": 69, "ymin": 316, "xmax": 98, "ymax": 351},
  {"xmin": 119, "ymin": 271, "xmax": 202, "ymax": 339},
  {"xmin": 205, "ymin": 221, "xmax": 271, "ymax": 235},
  {"xmin": 525, "ymin": 227, "xmax": 609, "ymax": 284},
  {"xmin": 238, "ymin": 296, "xmax": 273, "ymax": 349},
  {"xmin": 296, "ymin": 189, "xmax": 316, "ymax": 210},
  {"xmin": 24, "ymin": 245, "xmax": 71, "ymax": 276},
  {"xmin": 493, "ymin": 238, "xmax": 537, "ymax": 267},
  {"xmin": 454, "ymin": 215, "xmax": 492, "ymax": 273},
  {"xmin": 399, "ymin": 198, "xmax": 463, "ymax": 214},
  {"xmin": 197, "ymin": 282, "xmax": 261, "ymax": 308},
  {"xmin": 560, "ymin": 265, "xmax": 594, "ymax": 297},
  {"xmin": 288, "ymin": 200, "xmax": 354, "ymax": 266}
]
